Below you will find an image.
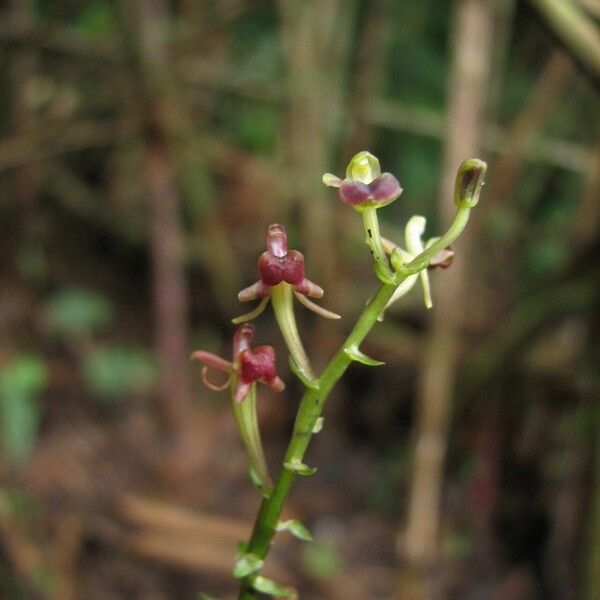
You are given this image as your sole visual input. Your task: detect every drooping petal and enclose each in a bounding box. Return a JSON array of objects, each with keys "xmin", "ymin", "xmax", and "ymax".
[
  {"xmin": 405, "ymin": 216, "xmax": 432, "ymax": 309},
  {"xmin": 231, "ymin": 297, "xmax": 271, "ymax": 325},
  {"xmin": 405, "ymin": 216, "xmax": 426, "ymax": 256},
  {"xmin": 294, "ymin": 291, "xmax": 341, "ymax": 319}
]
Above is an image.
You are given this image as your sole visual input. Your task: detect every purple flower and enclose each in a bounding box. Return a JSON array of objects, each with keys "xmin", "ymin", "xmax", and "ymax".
[
  {"xmin": 322, "ymin": 151, "xmax": 402, "ymax": 210},
  {"xmin": 191, "ymin": 323, "xmax": 284, "ymax": 402}
]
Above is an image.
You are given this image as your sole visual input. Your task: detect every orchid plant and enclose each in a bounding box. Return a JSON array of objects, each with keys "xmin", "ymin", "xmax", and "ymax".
[{"xmin": 193, "ymin": 152, "xmax": 487, "ymax": 599}]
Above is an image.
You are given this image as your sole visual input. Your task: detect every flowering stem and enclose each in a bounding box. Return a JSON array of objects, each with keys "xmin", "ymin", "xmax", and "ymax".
[
  {"xmin": 236, "ymin": 281, "xmax": 398, "ymax": 599},
  {"xmin": 362, "ymin": 207, "xmax": 396, "ymax": 283},
  {"xmin": 395, "ymin": 205, "xmax": 471, "ymax": 275},
  {"xmin": 231, "ymin": 381, "xmax": 273, "ymax": 496},
  {"xmin": 270, "ymin": 282, "xmax": 315, "ymax": 381}
]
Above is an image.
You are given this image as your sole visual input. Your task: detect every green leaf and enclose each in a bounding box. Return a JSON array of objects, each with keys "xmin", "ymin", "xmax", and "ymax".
[
  {"xmin": 0, "ymin": 356, "xmax": 47, "ymax": 399},
  {"xmin": 284, "ymin": 460, "xmax": 316, "ymax": 476},
  {"xmin": 252, "ymin": 575, "xmax": 294, "ymax": 597},
  {"xmin": 277, "ymin": 519, "xmax": 313, "ymax": 542},
  {"xmin": 233, "ymin": 552, "xmax": 263, "ymax": 579},
  {"xmin": 198, "ymin": 594, "xmax": 220, "ymax": 600},
  {"xmin": 344, "ymin": 346, "xmax": 385, "ymax": 366},
  {"xmin": 0, "ymin": 356, "xmax": 47, "ymax": 465}
]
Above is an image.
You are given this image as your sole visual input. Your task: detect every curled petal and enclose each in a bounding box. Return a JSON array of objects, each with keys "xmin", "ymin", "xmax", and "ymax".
[
  {"xmin": 294, "ymin": 278, "xmax": 324, "ymax": 298},
  {"xmin": 200, "ymin": 366, "xmax": 232, "ymax": 391},
  {"xmin": 238, "ymin": 280, "xmax": 271, "ymax": 302},
  {"xmin": 191, "ymin": 351, "xmax": 233, "ymax": 392},
  {"xmin": 294, "ymin": 291, "xmax": 341, "ymax": 320},
  {"xmin": 232, "ymin": 297, "xmax": 271, "ymax": 325},
  {"xmin": 322, "ymin": 173, "xmax": 342, "ymax": 187}
]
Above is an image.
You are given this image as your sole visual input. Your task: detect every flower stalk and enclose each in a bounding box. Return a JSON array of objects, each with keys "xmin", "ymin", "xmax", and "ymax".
[{"xmin": 195, "ymin": 155, "xmax": 488, "ymax": 599}]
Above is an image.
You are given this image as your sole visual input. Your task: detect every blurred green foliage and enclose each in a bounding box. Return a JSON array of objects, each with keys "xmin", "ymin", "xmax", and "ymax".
[
  {"xmin": 44, "ymin": 287, "xmax": 115, "ymax": 339},
  {"xmin": 82, "ymin": 345, "xmax": 157, "ymax": 400},
  {"xmin": 0, "ymin": 356, "xmax": 47, "ymax": 466}
]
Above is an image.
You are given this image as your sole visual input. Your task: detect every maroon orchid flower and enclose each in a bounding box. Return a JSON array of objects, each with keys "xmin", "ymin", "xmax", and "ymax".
[{"xmin": 192, "ymin": 323, "xmax": 284, "ymax": 403}]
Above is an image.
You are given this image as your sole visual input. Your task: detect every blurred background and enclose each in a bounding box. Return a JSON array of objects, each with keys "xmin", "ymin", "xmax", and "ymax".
[{"xmin": 0, "ymin": 0, "xmax": 599, "ymax": 598}]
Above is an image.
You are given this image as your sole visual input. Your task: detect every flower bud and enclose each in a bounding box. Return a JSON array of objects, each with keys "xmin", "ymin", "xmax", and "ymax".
[{"xmin": 454, "ymin": 159, "xmax": 487, "ymax": 208}]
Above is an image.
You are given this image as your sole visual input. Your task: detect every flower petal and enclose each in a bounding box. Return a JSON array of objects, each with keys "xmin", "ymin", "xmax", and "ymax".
[
  {"xmin": 322, "ymin": 173, "xmax": 342, "ymax": 188},
  {"xmin": 200, "ymin": 366, "xmax": 232, "ymax": 391},
  {"xmin": 190, "ymin": 350, "xmax": 233, "ymax": 372},
  {"xmin": 294, "ymin": 291, "xmax": 341, "ymax": 319},
  {"xmin": 294, "ymin": 278, "xmax": 324, "ymax": 298},
  {"xmin": 238, "ymin": 280, "xmax": 270, "ymax": 302},
  {"xmin": 232, "ymin": 297, "xmax": 271, "ymax": 324},
  {"xmin": 369, "ymin": 173, "xmax": 402, "ymax": 204},
  {"xmin": 239, "ymin": 346, "xmax": 278, "ymax": 384},
  {"xmin": 339, "ymin": 179, "xmax": 372, "ymax": 205}
]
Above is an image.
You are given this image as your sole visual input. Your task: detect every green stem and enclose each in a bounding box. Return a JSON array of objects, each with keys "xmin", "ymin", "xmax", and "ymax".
[
  {"xmin": 236, "ymin": 281, "xmax": 398, "ymax": 599},
  {"xmin": 362, "ymin": 207, "xmax": 396, "ymax": 283},
  {"xmin": 271, "ymin": 282, "xmax": 315, "ymax": 381},
  {"xmin": 395, "ymin": 205, "xmax": 471, "ymax": 275},
  {"xmin": 231, "ymin": 382, "xmax": 273, "ymax": 496}
]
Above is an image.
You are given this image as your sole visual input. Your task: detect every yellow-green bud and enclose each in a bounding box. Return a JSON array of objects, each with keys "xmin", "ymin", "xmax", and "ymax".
[{"xmin": 345, "ymin": 151, "xmax": 381, "ymax": 184}]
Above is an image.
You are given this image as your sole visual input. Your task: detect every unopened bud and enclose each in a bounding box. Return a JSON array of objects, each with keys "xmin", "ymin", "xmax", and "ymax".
[{"xmin": 454, "ymin": 158, "xmax": 487, "ymax": 208}]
